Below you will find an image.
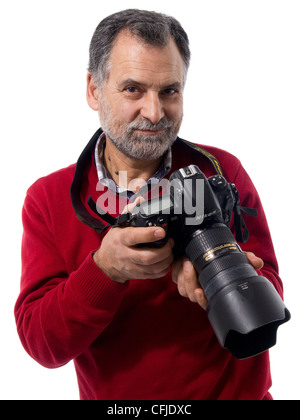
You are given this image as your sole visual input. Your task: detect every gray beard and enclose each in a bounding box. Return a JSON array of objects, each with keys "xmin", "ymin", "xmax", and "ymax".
[{"xmin": 100, "ymin": 109, "xmax": 181, "ymax": 160}]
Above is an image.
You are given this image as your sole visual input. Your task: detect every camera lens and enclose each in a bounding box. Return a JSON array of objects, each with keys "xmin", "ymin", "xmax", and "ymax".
[
  {"xmin": 185, "ymin": 223, "xmax": 250, "ymax": 299},
  {"xmin": 185, "ymin": 222, "xmax": 290, "ymax": 359}
]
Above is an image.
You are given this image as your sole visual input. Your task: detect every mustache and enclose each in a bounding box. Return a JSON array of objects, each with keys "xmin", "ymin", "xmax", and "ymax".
[{"xmin": 127, "ymin": 117, "xmax": 173, "ymax": 133}]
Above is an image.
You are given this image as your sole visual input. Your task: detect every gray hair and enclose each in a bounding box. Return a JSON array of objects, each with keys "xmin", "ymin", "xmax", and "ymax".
[{"xmin": 88, "ymin": 9, "xmax": 190, "ymax": 88}]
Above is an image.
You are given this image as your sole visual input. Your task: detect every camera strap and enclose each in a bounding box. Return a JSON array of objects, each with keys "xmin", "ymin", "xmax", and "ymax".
[
  {"xmin": 179, "ymin": 139, "xmax": 224, "ymax": 176},
  {"xmin": 231, "ymin": 184, "xmax": 258, "ymax": 243},
  {"xmin": 70, "ymin": 128, "xmax": 113, "ymax": 233}
]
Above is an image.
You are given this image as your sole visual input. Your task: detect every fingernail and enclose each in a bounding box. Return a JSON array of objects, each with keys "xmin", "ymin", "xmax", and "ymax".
[
  {"xmin": 154, "ymin": 229, "xmax": 165, "ymax": 239},
  {"xmin": 184, "ymin": 260, "xmax": 193, "ymax": 271}
]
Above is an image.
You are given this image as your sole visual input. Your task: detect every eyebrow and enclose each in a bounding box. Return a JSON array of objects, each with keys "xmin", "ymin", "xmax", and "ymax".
[{"xmin": 119, "ymin": 79, "xmax": 183, "ymax": 90}]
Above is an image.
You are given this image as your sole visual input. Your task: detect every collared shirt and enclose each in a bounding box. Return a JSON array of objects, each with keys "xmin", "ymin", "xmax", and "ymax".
[{"xmin": 94, "ymin": 133, "xmax": 172, "ymax": 200}]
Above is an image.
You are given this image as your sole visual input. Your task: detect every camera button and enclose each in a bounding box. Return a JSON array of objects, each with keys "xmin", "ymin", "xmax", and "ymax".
[{"xmin": 210, "ymin": 175, "xmax": 226, "ymax": 190}]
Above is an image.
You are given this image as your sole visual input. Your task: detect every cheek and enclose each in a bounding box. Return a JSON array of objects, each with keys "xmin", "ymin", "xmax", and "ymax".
[
  {"xmin": 165, "ymin": 99, "xmax": 183, "ymax": 121},
  {"xmin": 118, "ymin": 102, "xmax": 141, "ymax": 123},
  {"xmin": 105, "ymin": 93, "xmax": 140, "ymax": 123},
  {"xmin": 99, "ymin": 90, "xmax": 139, "ymax": 123}
]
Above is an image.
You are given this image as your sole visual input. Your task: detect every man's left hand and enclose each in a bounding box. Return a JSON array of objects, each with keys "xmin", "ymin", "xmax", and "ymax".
[{"xmin": 172, "ymin": 252, "xmax": 264, "ymax": 311}]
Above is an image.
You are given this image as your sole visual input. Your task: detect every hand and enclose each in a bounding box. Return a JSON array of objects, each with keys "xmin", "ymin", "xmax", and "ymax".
[
  {"xmin": 172, "ymin": 258, "xmax": 208, "ymax": 310},
  {"xmin": 93, "ymin": 225, "xmax": 174, "ymax": 284},
  {"xmin": 172, "ymin": 252, "xmax": 264, "ymax": 311}
]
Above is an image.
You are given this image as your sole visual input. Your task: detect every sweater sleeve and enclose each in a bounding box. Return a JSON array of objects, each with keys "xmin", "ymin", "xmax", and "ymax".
[
  {"xmin": 232, "ymin": 162, "xmax": 284, "ymax": 298},
  {"xmin": 15, "ymin": 190, "xmax": 128, "ymax": 369}
]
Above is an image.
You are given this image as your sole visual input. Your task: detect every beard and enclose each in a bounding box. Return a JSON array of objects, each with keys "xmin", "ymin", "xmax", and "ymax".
[{"xmin": 98, "ymin": 100, "xmax": 182, "ymax": 161}]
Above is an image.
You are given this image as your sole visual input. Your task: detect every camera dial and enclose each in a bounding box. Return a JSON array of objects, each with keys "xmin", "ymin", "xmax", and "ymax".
[{"xmin": 209, "ymin": 175, "xmax": 227, "ymax": 191}]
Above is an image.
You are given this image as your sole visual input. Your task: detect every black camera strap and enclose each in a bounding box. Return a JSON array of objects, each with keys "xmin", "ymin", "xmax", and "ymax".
[
  {"xmin": 70, "ymin": 128, "xmax": 113, "ymax": 233},
  {"xmin": 231, "ymin": 185, "xmax": 258, "ymax": 243}
]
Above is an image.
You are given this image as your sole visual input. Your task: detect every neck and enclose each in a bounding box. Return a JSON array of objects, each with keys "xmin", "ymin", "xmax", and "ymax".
[{"xmin": 103, "ymin": 138, "xmax": 163, "ymax": 192}]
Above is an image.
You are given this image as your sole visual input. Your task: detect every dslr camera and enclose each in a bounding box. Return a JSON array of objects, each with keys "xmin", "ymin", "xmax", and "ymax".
[{"xmin": 125, "ymin": 165, "xmax": 290, "ymax": 359}]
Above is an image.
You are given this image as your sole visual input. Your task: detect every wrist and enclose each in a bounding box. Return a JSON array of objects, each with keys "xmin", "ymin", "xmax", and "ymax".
[
  {"xmin": 93, "ymin": 250, "xmax": 127, "ymax": 284},
  {"xmin": 71, "ymin": 251, "xmax": 128, "ymax": 308}
]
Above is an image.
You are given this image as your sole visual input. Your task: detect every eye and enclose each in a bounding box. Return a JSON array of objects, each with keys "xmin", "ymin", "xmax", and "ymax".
[
  {"xmin": 123, "ymin": 85, "xmax": 143, "ymax": 99},
  {"xmin": 161, "ymin": 88, "xmax": 179, "ymax": 97},
  {"xmin": 125, "ymin": 86, "xmax": 140, "ymax": 94},
  {"xmin": 164, "ymin": 88, "xmax": 176, "ymax": 95}
]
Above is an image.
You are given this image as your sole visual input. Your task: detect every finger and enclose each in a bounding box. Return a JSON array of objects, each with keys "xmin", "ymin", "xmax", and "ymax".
[
  {"xmin": 131, "ymin": 239, "xmax": 174, "ymax": 266},
  {"xmin": 177, "ymin": 268, "xmax": 188, "ymax": 298},
  {"xmin": 182, "ymin": 260, "xmax": 199, "ymax": 303},
  {"xmin": 173, "ymin": 258, "xmax": 191, "ymax": 297},
  {"xmin": 245, "ymin": 252, "xmax": 264, "ymax": 270},
  {"xmin": 194, "ymin": 288, "xmax": 208, "ymax": 311},
  {"xmin": 172, "ymin": 257, "xmax": 184, "ymax": 284},
  {"xmin": 121, "ymin": 226, "xmax": 166, "ymax": 247},
  {"xmin": 124, "ymin": 244, "xmax": 174, "ymax": 279},
  {"xmin": 139, "ymin": 255, "xmax": 174, "ymax": 277},
  {"xmin": 172, "ymin": 258, "xmax": 208, "ymax": 309}
]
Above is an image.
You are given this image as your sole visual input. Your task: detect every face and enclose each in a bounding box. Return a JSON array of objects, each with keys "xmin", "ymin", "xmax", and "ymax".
[{"xmin": 87, "ymin": 31, "xmax": 185, "ymax": 161}]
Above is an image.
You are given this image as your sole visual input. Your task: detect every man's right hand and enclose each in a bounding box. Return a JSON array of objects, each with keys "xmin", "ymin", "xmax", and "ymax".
[{"xmin": 93, "ymin": 226, "xmax": 175, "ymax": 283}]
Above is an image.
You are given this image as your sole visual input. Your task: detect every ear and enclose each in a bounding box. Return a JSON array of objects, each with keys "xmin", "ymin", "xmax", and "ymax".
[{"xmin": 86, "ymin": 73, "xmax": 99, "ymax": 111}]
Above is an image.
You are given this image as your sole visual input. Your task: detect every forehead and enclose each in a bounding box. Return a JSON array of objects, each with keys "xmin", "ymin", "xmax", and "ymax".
[{"xmin": 107, "ymin": 31, "xmax": 185, "ymax": 87}]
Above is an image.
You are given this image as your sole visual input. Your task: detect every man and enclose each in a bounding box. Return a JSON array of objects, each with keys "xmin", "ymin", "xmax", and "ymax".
[{"xmin": 15, "ymin": 9, "xmax": 284, "ymax": 400}]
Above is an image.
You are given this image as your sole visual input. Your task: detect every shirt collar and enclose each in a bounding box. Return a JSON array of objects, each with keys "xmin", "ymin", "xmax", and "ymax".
[{"xmin": 94, "ymin": 133, "xmax": 172, "ymax": 200}]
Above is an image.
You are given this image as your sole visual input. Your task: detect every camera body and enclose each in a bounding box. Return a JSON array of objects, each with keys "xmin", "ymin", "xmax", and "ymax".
[
  {"xmin": 130, "ymin": 166, "xmax": 232, "ymax": 248},
  {"xmin": 127, "ymin": 165, "xmax": 290, "ymax": 359},
  {"xmin": 130, "ymin": 166, "xmax": 238, "ymax": 259}
]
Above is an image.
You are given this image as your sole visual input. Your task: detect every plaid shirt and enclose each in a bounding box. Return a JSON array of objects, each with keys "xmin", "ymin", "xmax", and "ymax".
[{"xmin": 94, "ymin": 133, "xmax": 172, "ymax": 200}]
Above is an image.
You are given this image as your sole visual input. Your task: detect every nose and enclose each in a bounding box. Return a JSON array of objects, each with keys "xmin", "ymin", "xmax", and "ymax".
[{"xmin": 140, "ymin": 92, "xmax": 165, "ymax": 125}]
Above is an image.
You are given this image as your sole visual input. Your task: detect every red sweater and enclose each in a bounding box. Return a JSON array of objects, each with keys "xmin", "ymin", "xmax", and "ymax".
[{"xmin": 15, "ymin": 137, "xmax": 283, "ymax": 400}]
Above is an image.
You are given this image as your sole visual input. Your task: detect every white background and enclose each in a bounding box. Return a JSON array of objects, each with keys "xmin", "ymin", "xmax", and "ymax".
[{"xmin": 0, "ymin": 0, "xmax": 299, "ymax": 400}]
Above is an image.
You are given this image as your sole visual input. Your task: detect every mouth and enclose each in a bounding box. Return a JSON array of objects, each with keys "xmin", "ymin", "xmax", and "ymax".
[{"xmin": 135, "ymin": 129, "xmax": 164, "ymax": 135}]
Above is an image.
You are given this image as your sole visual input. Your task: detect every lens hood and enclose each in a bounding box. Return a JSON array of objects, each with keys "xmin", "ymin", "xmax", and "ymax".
[{"xmin": 207, "ymin": 275, "xmax": 291, "ymax": 359}]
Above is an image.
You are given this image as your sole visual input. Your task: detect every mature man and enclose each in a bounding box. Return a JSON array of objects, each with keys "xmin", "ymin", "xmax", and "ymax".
[{"xmin": 15, "ymin": 9, "xmax": 284, "ymax": 400}]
